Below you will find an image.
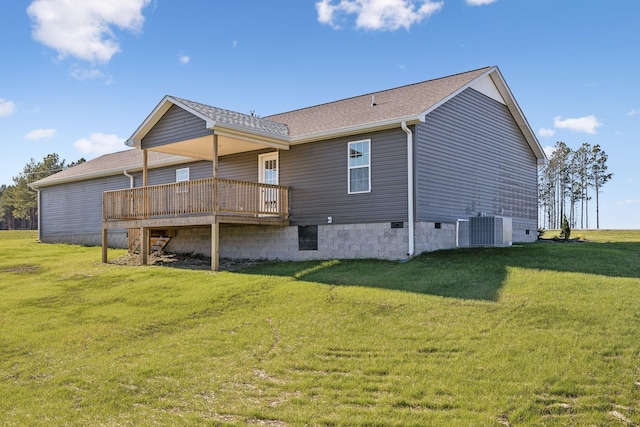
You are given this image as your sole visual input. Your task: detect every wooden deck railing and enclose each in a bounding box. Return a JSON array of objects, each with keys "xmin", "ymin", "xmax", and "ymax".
[{"xmin": 103, "ymin": 178, "xmax": 289, "ymax": 221}]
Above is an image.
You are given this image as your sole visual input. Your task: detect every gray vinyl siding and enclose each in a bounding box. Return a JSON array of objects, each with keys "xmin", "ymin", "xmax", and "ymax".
[
  {"xmin": 219, "ymin": 149, "xmax": 273, "ymax": 181},
  {"xmin": 38, "ymin": 162, "xmax": 210, "ymax": 240},
  {"xmin": 415, "ymin": 88, "xmax": 538, "ymax": 228},
  {"xmin": 281, "ymin": 128, "xmax": 408, "ymax": 225},
  {"xmin": 40, "ymin": 175, "xmax": 130, "ymax": 236},
  {"xmin": 129, "ymin": 160, "xmax": 214, "ymax": 186},
  {"xmin": 142, "ymin": 104, "xmax": 212, "ymax": 149}
]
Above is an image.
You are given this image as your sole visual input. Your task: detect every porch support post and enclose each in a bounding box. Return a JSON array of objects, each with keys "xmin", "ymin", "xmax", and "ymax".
[
  {"xmin": 212, "ymin": 134, "xmax": 218, "ymax": 214},
  {"xmin": 142, "ymin": 149, "xmax": 148, "ymax": 187},
  {"xmin": 211, "ymin": 222, "xmax": 219, "ymax": 271},
  {"xmin": 212, "ymin": 134, "xmax": 220, "ymax": 271},
  {"xmin": 140, "ymin": 226, "xmax": 149, "ymax": 265},
  {"xmin": 101, "ymin": 228, "xmax": 108, "ymax": 263},
  {"xmin": 212, "ymin": 134, "xmax": 218, "ymax": 178}
]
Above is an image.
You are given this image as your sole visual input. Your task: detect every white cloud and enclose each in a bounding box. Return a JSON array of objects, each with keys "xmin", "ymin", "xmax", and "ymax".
[
  {"xmin": 0, "ymin": 98, "xmax": 16, "ymax": 117},
  {"xmin": 70, "ymin": 64, "xmax": 107, "ymax": 81},
  {"xmin": 178, "ymin": 54, "xmax": 190, "ymax": 65},
  {"xmin": 27, "ymin": 0, "xmax": 151, "ymax": 63},
  {"xmin": 543, "ymin": 145, "xmax": 556, "ymax": 158},
  {"xmin": 25, "ymin": 128, "xmax": 56, "ymax": 140},
  {"xmin": 628, "ymin": 109, "xmax": 639, "ymax": 117},
  {"xmin": 539, "ymin": 128, "xmax": 556, "ymax": 137},
  {"xmin": 232, "ymin": 40, "xmax": 238, "ymax": 48},
  {"xmin": 466, "ymin": 0, "xmax": 498, "ymax": 5},
  {"xmin": 616, "ymin": 199, "xmax": 640, "ymax": 205},
  {"xmin": 74, "ymin": 133, "xmax": 126, "ymax": 155},
  {"xmin": 316, "ymin": 0, "xmax": 444, "ymax": 31},
  {"xmin": 553, "ymin": 115, "xmax": 602, "ymax": 134}
]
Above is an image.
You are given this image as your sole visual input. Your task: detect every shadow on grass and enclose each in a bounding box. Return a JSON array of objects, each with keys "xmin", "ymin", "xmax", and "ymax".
[{"xmin": 237, "ymin": 241, "xmax": 640, "ymax": 301}]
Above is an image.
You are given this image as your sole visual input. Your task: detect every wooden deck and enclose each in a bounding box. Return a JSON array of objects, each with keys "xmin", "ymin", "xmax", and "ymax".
[{"xmin": 102, "ymin": 177, "xmax": 289, "ymax": 229}]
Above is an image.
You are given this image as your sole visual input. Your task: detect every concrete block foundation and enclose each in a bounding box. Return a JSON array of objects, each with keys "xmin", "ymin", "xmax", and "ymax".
[{"xmin": 163, "ymin": 221, "xmax": 461, "ymax": 261}]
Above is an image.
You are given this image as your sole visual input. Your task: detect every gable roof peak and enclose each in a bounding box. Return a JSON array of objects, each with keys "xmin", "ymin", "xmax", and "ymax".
[
  {"xmin": 268, "ymin": 66, "xmax": 495, "ymax": 120},
  {"xmin": 264, "ymin": 66, "xmax": 496, "ymax": 140}
]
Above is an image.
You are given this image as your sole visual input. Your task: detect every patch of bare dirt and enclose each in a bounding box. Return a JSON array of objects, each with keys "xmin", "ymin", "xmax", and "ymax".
[
  {"xmin": 110, "ymin": 252, "xmax": 267, "ymax": 271},
  {"xmin": 2, "ymin": 264, "xmax": 41, "ymax": 274}
]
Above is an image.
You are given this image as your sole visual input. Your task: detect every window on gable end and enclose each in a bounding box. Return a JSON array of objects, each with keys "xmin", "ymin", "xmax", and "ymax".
[{"xmin": 348, "ymin": 140, "xmax": 371, "ymax": 194}]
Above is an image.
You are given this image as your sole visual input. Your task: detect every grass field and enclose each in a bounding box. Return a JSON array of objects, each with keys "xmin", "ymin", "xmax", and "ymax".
[{"xmin": 1, "ymin": 230, "xmax": 639, "ymax": 426}]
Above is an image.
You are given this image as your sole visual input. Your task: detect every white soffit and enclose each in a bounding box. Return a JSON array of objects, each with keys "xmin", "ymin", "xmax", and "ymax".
[{"xmin": 470, "ymin": 75, "xmax": 506, "ymax": 105}]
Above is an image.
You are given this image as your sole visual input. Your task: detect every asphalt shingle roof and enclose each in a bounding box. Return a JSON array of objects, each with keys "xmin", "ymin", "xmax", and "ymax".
[
  {"xmin": 265, "ymin": 67, "xmax": 491, "ymax": 138},
  {"xmin": 31, "ymin": 150, "xmax": 192, "ymax": 188},
  {"xmin": 32, "ymin": 66, "xmax": 506, "ymax": 188},
  {"xmin": 171, "ymin": 96, "xmax": 290, "ymax": 138}
]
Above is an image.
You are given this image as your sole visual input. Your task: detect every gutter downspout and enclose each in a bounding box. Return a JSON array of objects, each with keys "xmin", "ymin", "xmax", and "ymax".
[
  {"xmin": 401, "ymin": 121, "xmax": 415, "ymax": 258},
  {"xmin": 123, "ymin": 170, "xmax": 134, "ymax": 188},
  {"xmin": 36, "ymin": 189, "xmax": 41, "ymax": 242}
]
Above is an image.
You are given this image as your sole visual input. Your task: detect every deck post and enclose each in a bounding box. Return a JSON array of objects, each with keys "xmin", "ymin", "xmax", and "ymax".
[
  {"xmin": 212, "ymin": 134, "xmax": 220, "ymax": 272},
  {"xmin": 212, "ymin": 134, "xmax": 218, "ymax": 178},
  {"xmin": 142, "ymin": 149, "xmax": 148, "ymax": 187},
  {"xmin": 212, "ymin": 134, "xmax": 218, "ymax": 214},
  {"xmin": 211, "ymin": 222, "xmax": 219, "ymax": 271},
  {"xmin": 140, "ymin": 227, "xmax": 149, "ymax": 265},
  {"xmin": 101, "ymin": 228, "xmax": 108, "ymax": 263}
]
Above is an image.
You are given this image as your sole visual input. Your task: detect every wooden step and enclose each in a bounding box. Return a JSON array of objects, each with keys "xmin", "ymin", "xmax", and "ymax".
[
  {"xmin": 150, "ymin": 236, "xmax": 170, "ymax": 253},
  {"xmin": 128, "ymin": 230, "xmax": 171, "ymax": 254}
]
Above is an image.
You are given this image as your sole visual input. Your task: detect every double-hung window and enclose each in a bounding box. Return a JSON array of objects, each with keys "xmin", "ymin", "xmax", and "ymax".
[
  {"xmin": 176, "ymin": 168, "xmax": 190, "ymax": 182},
  {"xmin": 348, "ymin": 140, "xmax": 371, "ymax": 193},
  {"xmin": 176, "ymin": 167, "xmax": 190, "ymax": 193}
]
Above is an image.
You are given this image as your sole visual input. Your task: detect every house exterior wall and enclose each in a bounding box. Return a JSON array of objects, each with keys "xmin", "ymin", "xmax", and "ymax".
[
  {"xmin": 38, "ymin": 161, "xmax": 214, "ymax": 247},
  {"xmin": 415, "ymin": 88, "xmax": 538, "ymax": 242},
  {"xmin": 130, "ymin": 160, "xmax": 214, "ymax": 185},
  {"xmin": 39, "ymin": 174, "xmax": 130, "ymax": 246},
  {"xmin": 37, "ymin": 87, "xmax": 540, "ymax": 258},
  {"xmin": 142, "ymin": 104, "xmax": 212, "ymax": 149},
  {"xmin": 219, "ymin": 149, "xmax": 271, "ymax": 181},
  {"xmin": 281, "ymin": 128, "xmax": 408, "ymax": 226}
]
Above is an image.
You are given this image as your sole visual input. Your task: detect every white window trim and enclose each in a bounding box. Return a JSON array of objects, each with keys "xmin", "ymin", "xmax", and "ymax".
[
  {"xmin": 347, "ymin": 139, "xmax": 371, "ymax": 194},
  {"xmin": 176, "ymin": 167, "xmax": 190, "ymax": 182},
  {"xmin": 258, "ymin": 152, "xmax": 279, "ymax": 185}
]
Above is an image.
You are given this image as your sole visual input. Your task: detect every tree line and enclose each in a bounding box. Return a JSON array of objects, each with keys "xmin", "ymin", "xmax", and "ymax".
[
  {"xmin": 538, "ymin": 141, "xmax": 612, "ymax": 230},
  {"xmin": 0, "ymin": 154, "xmax": 85, "ymax": 230}
]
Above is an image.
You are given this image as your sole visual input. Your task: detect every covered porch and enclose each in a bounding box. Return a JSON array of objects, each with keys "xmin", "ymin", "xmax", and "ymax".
[{"xmin": 101, "ymin": 95, "xmax": 291, "ymax": 271}]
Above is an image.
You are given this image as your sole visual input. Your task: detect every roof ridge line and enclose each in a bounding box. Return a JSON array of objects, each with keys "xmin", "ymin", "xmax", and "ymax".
[{"xmin": 264, "ymin": 66, "xmax": 494, "ymax": 119}]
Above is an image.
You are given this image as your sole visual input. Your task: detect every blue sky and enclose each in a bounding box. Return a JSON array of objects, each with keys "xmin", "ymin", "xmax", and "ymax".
[{"xmin": 0, "ymin": 0, "xmax": 638, "ymax": 228}]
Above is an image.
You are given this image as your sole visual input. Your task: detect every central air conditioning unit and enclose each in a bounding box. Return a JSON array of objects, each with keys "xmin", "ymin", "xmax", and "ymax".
[{"xmin": 469, "ymin": 215, "xmax": 512, "ymax": 247}]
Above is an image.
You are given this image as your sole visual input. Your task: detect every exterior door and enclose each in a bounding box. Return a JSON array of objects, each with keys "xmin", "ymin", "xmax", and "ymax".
[{"xmin": 258, "ymin": 152, "xmax": 278, "ymax": 214}]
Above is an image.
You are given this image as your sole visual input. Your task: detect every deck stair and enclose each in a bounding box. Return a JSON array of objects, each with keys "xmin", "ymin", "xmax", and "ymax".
[{"xmin": 128, "ymin": 229, "xmax": 171, "ymax": 254}]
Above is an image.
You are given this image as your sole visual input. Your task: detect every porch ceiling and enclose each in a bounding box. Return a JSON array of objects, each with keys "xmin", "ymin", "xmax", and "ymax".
[{"xmin": 144, "ymin": 134, "xmax": 276, "ymax": 160}]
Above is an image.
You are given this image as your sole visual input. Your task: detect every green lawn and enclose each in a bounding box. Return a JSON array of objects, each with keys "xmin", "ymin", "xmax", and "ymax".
[{"xmin": 1, "ymin": 230, "xmax": 639, "ymax": 426}]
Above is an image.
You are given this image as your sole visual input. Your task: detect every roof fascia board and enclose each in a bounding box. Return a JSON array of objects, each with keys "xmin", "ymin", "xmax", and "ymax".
[
  {"xmin": 488, "ymin": 70, "xmax": 547, "ymax": 165},
  {"xmin": 214, "ymin": 129, "xmax": 290, "ymax": 151},
  {"xmin": 415, "ymin": 66, "xmax": 547, "ymax": 165},
  {"xmin": 213, "ymin": 123, "xmax": 290, "ymax": 147},
  {"xmin": 289, "ymin": 116, "xmax": 423, "ymax": 144},
  {"xmin": 30, "ymin": 156, "xmax": 196, "ymax": 189},
  {"xmin": 417, "ymin": 66, "xmax": 498, "ymax": 122}
]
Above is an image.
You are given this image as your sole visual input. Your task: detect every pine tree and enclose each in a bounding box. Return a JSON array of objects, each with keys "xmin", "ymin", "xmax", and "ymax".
[{"xmin": 590, "ymin": 145, "xmax": 613, "ymax": 229}]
